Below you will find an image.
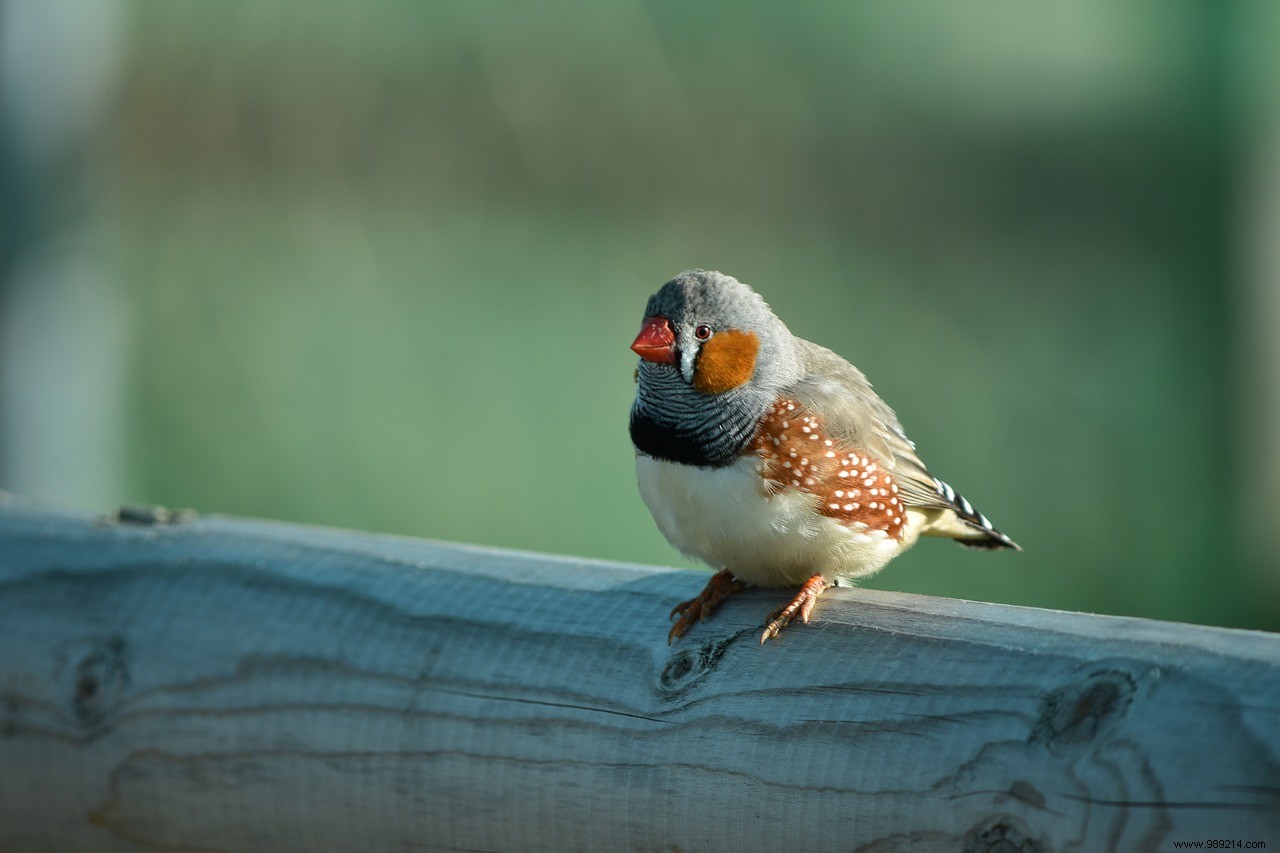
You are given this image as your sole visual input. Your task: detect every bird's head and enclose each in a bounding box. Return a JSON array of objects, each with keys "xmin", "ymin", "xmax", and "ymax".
[
  {"xmin": 629, "ymin": 270, "xmax": 803, "ymax": 466},
  {"xmin": 631, "ymin": 269, "xmax": 800, "ymax": 397}
]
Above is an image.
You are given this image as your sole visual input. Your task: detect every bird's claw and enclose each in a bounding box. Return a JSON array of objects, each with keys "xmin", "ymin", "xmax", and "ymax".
[
  {"xmin": 667, "ymin": 569, "xmax": 745, "ymax": 644},
  {"xmin": 760, "ymin": 574, "xmax": 831, "ymax": 644}
]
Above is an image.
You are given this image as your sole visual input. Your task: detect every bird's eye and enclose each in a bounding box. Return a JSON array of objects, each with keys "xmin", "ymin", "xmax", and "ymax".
[{"xmin": 694, "ymin": 324, "xmax": 714, "ymax": 341}]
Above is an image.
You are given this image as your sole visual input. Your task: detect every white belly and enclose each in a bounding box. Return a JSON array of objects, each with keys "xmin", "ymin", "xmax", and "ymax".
[{"xmin": 636, "ymin": 454, "xmax": 922, "ymax": 587}]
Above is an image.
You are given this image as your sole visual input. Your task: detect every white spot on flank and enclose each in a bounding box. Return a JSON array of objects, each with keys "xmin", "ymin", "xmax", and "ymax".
[
  {"xmin": 844, "ymin": 504, "xmax": 855, "ymax": 511},
  {"xmin": 824, "ymin": 439, "xmax": 833, "ymax": 446},
  {"xmin": 835, "ymin": 490, "xmax": 844, "ymax": 498},
  {"xmin": 838, "ymin": 471, "xmax": 849, "ymax": 478},
  {"xmin": 781, "ymin": 421, "xmax": 790, "ymax": 429},
  {"xmin": 825, "ymin": 451, "xmax": 835, "ymax": 458}
]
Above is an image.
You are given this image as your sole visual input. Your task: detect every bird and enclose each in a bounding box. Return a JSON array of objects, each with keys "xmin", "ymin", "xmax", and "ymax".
[{"xmin": 629, "ymin": 269, "xmax": 1019, "ymax": 644}]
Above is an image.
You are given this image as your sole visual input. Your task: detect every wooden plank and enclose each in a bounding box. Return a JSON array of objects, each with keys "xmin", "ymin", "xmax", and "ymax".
[{"xmin": 0, "ymin": 500, "xmax": 1277, "ymax": 852}]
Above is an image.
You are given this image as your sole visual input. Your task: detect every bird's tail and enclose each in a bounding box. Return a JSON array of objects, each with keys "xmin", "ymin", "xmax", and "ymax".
[{"xmin": 929, "ymin": 477, "xmax": 1021, "ymax": 551}]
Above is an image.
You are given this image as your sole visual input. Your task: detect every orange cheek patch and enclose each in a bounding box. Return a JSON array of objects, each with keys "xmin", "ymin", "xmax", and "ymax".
[{"xmin": 692, "ymin": 330, "xmax": 759, "ymax": 395}]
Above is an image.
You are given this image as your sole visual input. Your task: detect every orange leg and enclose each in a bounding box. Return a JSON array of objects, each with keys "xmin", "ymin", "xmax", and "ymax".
[
  {"xmin": 761, "ymin": 574, "xmax": 832, "ymax": 644},
  {"xmin": 668, "ymin": 569, "xmax": 746, "ymax": 644}
]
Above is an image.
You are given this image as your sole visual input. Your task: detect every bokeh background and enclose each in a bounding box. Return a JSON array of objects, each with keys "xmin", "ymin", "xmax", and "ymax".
[{"xmin": 3, "ymin": 1, "xmax": 1278, "ymax": 630}]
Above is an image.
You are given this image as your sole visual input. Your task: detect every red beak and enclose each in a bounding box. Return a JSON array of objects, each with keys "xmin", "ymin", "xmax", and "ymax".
[{"xmin": 631, "ymin": 315, "xmax": 677, "ymax": 364}]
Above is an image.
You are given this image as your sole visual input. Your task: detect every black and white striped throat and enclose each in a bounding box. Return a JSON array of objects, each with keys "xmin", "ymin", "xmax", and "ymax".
[{"xmin": 630, "ymin": 366, "xmax": 766, "ymax": 467}]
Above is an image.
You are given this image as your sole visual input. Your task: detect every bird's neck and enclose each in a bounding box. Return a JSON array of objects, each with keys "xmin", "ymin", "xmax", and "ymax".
[{"xmin": 630, "ymin": 367, "xmax": 770, "ymax": 467}]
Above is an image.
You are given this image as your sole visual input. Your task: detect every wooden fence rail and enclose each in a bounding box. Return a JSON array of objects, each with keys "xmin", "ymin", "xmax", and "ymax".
[{"xmin": 0, "ymin": 499, "xmax": 1277, "ymax": 851}]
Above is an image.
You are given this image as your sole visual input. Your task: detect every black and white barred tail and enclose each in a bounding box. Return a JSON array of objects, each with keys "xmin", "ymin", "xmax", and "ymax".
[{"xmin": 933, "ymin": 477, "xmax": 1021, "ymax": 551}]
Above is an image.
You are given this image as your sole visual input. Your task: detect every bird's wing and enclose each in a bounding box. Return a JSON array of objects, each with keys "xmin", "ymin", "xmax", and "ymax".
[{"xmin": 785, "ymin": 338, "xmax": 952, "ymax": 511}]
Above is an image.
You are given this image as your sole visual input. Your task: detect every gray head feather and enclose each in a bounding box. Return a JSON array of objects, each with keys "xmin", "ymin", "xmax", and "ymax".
[{"xmin": 642, "ymin": 269, "xmax": 802, "ymax": 391}]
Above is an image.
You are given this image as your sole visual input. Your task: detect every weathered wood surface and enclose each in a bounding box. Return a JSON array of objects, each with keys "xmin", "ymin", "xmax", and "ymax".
[{"xmin": 0, "ymin": 501, "xmax": 1277, "ymax": 852}]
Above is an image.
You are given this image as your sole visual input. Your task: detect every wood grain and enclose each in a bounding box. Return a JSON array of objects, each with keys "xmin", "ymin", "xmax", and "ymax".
[{"xmin": 0, "ymin": 500, "xmax": 1277, "ymax": 852}]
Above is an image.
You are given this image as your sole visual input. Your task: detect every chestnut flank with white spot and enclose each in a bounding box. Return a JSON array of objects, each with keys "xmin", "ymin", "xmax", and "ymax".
[{"xmin": 752, "ymin": 400, "xmax": 905, "ymax": 541}]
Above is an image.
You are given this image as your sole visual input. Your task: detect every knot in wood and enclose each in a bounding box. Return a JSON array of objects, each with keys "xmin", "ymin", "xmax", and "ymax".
[
  {"xmin": 68, "ymin": 635, "xmax": 131, "ymax": 727},
  {"xmin": 963, "ymin": 818, "xmax": 1045, "ymax": 853},
  {"xmin": 1030, "ymin": 668, "xmax": 1135, "ymax": 756},
  {"xmin": 658, "ymin": 635, "xmax": 734, "ymax": 698}
]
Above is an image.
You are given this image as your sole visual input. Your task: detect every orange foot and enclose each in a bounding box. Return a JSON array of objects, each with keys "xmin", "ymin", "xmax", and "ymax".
[
  {"xmin": 761, "ymin": 574, "xmax": 832, "ymax": 644},
  {"xmin": 668, "ymin": 569, "xmax": 746, "ymax": 644}
]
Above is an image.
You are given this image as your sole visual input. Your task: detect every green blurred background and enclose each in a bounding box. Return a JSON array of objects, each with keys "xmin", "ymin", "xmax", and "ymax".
[{"xmin": 3, "ymin": 1, "xmax": 1278, "ymax": 630}]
